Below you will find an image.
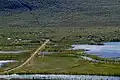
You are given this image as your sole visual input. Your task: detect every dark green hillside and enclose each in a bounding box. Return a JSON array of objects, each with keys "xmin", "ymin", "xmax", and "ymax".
[{"xmin": 0, "ymin": 0, "xmax": 120, "ymax": 27}]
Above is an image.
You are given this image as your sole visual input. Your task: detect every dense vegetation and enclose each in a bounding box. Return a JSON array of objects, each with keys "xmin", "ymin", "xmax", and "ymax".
[
  {"xmin": 1, "ymin": 0, "xmax": 120, "ymax": 27},
  {"xmin": 1, "ymin": 27, "xmax": 120, "ymax": 45}
]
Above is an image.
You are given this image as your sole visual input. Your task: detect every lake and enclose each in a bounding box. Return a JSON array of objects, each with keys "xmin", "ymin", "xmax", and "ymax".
[{"xmin": 71, "ymin": 42, "xmax": 120, "ymax": 59}]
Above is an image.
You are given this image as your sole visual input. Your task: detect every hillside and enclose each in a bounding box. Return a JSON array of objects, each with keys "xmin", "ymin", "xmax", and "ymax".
[{"xmin": 0, "ymin": 0, "xmax": 120, "ymax": 27}]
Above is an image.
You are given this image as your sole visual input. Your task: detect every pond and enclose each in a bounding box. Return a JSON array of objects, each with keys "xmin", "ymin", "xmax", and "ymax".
[
  {"xmin": 0, "ymin": 60, "xmax": 16, "ymax": 67},
  {"xmin": 0, "ymin": 74, "xmax": 119, "ymax": 80},
  {"xmin": 0, "ymin": 50, "xmax": 28, "ymax": 54},
  {"xmin": 71, "ymin": 42, "xmax": 120, "ymax": 59}
]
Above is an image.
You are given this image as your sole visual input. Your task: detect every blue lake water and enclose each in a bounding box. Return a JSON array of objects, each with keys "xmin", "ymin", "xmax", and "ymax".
[{"xmin": 72, "ymin": 42, "xmax": 120, "ymax": 58}]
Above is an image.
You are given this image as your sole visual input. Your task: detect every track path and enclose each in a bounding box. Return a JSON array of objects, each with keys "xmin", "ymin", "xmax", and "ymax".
[{"xmin": 1, "ymin": 39, "xmax": 49, "ymax": 74}]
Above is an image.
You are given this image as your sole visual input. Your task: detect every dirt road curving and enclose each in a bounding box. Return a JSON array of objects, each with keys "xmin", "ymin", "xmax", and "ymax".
[{"xmin": 1, "ymin": 39, "xmax": 49, "ymax": 74}]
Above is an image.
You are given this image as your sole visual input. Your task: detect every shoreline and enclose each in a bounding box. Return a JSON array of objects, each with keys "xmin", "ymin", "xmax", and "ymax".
[
  {"xmin": 5, "ymin": 72, "xmax": 120, "ymax": 77},
  {"xmin": 0, "ymin": 74, "xmax": 120, "ymax": 80}
]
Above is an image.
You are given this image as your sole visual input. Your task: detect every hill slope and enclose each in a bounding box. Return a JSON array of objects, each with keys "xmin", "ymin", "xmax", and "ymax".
[{"xmin": 0, "ymin": 0, "xmax": 120, "ymax": 27}]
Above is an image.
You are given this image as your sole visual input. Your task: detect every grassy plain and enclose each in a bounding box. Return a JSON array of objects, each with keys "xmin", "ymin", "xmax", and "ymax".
[{"xmin": 12, "ymin": 52, "xmax": 120, "ymax": 76}]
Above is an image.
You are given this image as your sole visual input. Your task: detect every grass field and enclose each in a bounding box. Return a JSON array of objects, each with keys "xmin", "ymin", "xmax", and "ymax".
[{"xmin": 12, "ymin": 52, "xmax": 120, "ymax": 76}]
